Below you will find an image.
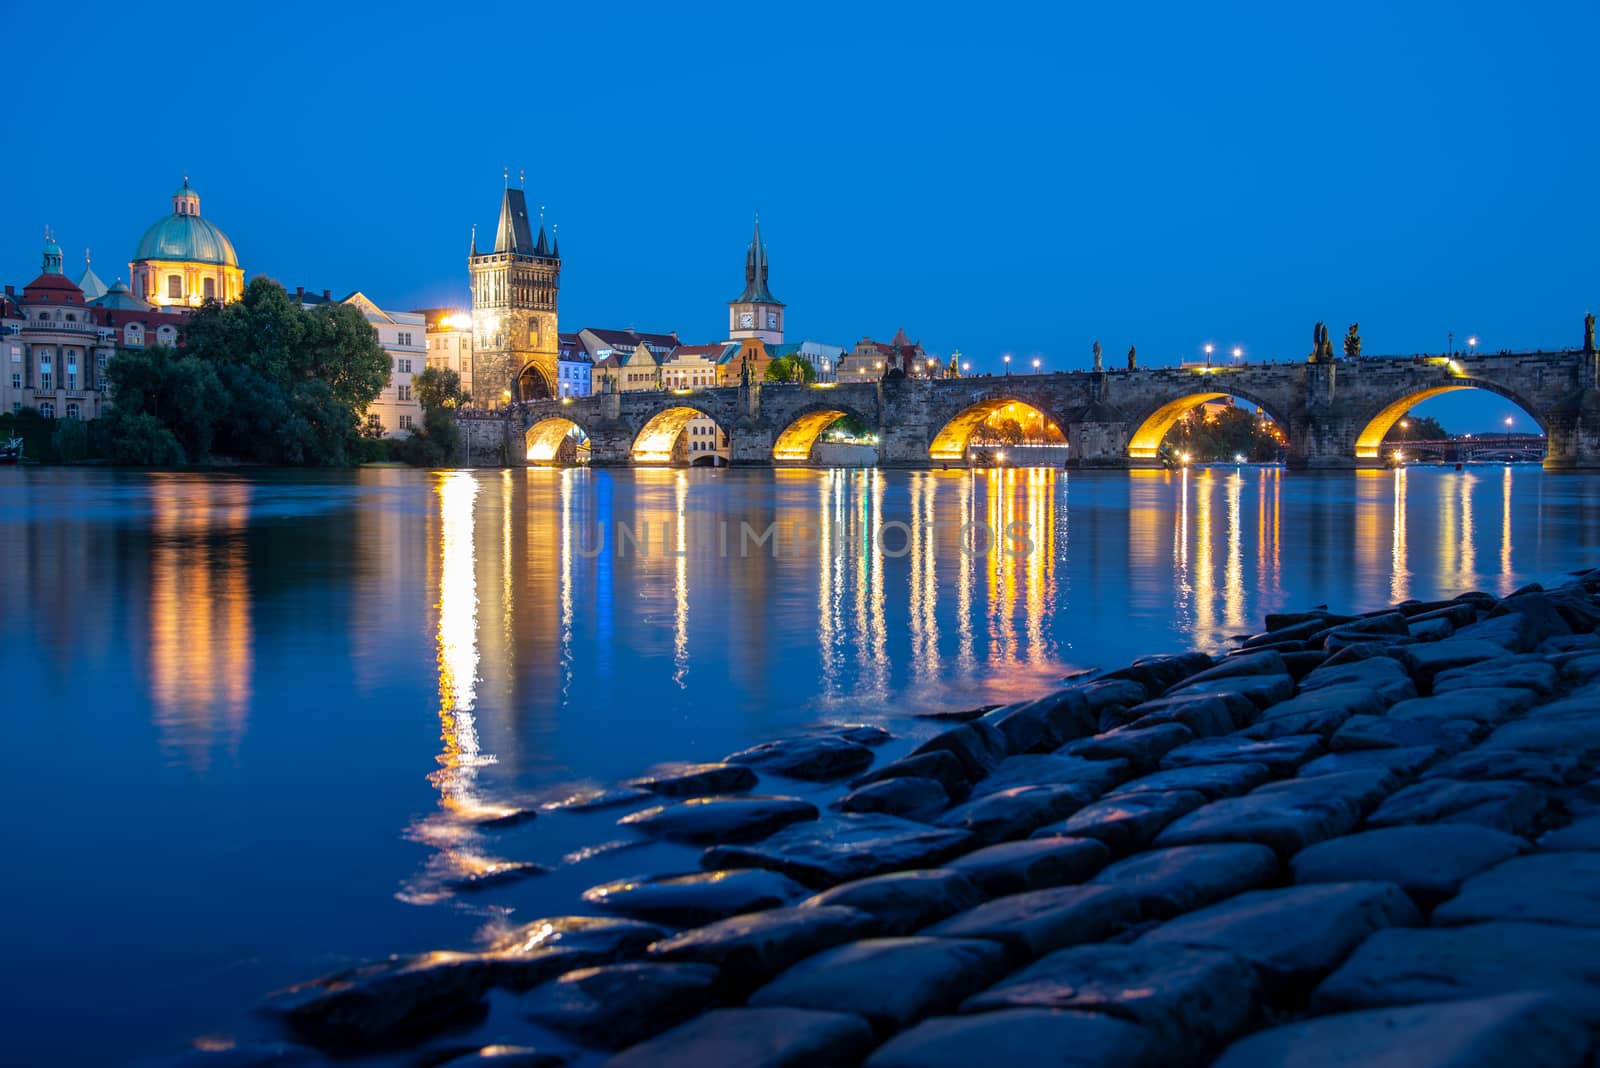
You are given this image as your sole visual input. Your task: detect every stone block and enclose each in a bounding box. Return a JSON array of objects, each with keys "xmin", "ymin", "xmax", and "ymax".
[
  {"xmin": 1291, "ymin": 825, "xmax": 1528, "ymax": 909},
  {"xmin": 798, "ymin": 869, "xmax": 983, "ymax": 935},
  {"xmin": 601, "ymin": 1007, "xmax": 874, "ymax": 1068},
  {"xmin": 703, "ymin": 813, "xmax": 974, "ymax": 888},
  {"xmin": 863, "ymin": 1008, "xmax": 1167, "ymax": 1068},
  {"xmin": 1033, "ymin": 790, "xmax": 1209, "ymax": 855},
  {"xmin": 1092, "ymin": 843, "xmax": 1279, "ymax": 919},
  {"xmin": 922, "ymin": 884, "xmax": 1143, "ymax": 958}
]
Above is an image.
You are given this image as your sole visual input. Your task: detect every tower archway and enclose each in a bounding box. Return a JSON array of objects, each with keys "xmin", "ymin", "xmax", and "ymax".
[
  {"xmin": 516, "ymin": 362, "xmax": 555, "ymax": 402},
  {"xmin": 631, "ymin": 405, "xmax": 728, "ymax": 466}
]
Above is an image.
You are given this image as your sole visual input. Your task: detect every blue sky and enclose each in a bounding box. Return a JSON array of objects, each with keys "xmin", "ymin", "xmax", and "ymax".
[{"xmin": 9, "ymin": 1, "xmax": 1595, "ymax": 431}]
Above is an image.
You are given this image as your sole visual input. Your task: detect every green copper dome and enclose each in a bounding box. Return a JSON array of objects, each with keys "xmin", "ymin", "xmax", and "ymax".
[{"xmin": 133, "ymin": 184, "xmax": 239, "ymax": 267}]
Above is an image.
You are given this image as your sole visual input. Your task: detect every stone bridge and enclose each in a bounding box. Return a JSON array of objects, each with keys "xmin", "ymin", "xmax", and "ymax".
[{"xmin": 490, "ymin": 349, "xmax": 1600, "ymax": 470}]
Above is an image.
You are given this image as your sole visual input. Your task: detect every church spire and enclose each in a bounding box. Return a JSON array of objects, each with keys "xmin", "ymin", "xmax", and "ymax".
[
  {"xmin": 494, "ymin": 183, "xmax": 535, "ymax": 254},
  {"xmin": 731, "ymin": 213, "xmax": 781, "ymax": 305},
  {"xmin": 469, "ymin": 223, "xmax": 478, "ymax": 257}
]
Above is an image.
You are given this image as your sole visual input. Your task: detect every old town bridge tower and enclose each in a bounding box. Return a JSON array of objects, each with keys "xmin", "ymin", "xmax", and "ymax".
[{"xmin": 469, "ymin": 179, "xmax": 561, "ymax": 404}]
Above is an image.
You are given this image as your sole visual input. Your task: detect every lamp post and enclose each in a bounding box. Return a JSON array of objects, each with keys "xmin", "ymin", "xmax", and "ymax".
[
  {"xmin": 1003, "ymin": 354, "xmax": 1011, "ymax": 376},
  {"xmin": 1505, "ymin": 415, "xmax": 1513, "ymax": 451},
  {"xmin": 1448, "ymin": 332, "xmax": 1454, "ymax": 356},
  {"xmin": 1032, "ymin": 357, "xmax": 1041, "ymax": 373},
  {"xmin": 1232, "ymin": 346, "xmax": 1242, "ymax": 364},
  {"xmin": 1468, "ymin": 336, "xmax": 1478, "ymax": 355},
  {"xmin": 1204, "ymin": 343, "xmax": 1214, "ymax": 367}
]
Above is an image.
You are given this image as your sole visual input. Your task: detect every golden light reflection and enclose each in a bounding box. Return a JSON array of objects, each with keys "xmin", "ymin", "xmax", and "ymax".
[
  {"xmin": 1391, "ymin": 468, "xmax": 1410, "ymax": 604},
  {"xmin": 673, "ymin": 471, "xmax": 690, "ymax": 687},
  {"xmin": 148, "ymin": 476, "xmax": 254, "ymax": 770},
  {"xmin": 1223, "ymin": 470, "xmax": 1245, "ymax": 633},
  {"xmin": 1191, "ymin": 470, "xmax": 1217, "ymax": 647},
  {"xmin": 1499, "ymin": 464, "xmax": 1514, "ymax": 596}
]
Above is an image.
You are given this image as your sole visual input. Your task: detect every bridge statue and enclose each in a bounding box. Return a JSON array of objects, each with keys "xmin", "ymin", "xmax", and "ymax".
[
  {"xmin": 1344, "ymin": 323, "xmax": 1362, "ymax": 360},
  {"xmin": 1093, "ymin": 339, "xmax": 1103, "ymax": 372},
  {"xmin": 1127, "ymin": 345, "xmax": 1137, "ymax": 370},
  {"xmin": 1585, "ymin": 312, "xmax": 1596, "ymax": 354},
  {"xmin": 1310, "ymin": 322, "xmax": 1335, "ymax": 363}
]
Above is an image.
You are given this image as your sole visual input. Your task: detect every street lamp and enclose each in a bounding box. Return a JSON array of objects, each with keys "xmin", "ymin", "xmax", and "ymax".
[
  {"xmin": 1232, "ymin": 346, "xmax": 1242, "ymax": 363},
  {"xmin": 1003, "ymin": 354, "xmax": 1011, "ymax": 376},
  {"xmin": 1505, "ymin": 415, "xmax": 1514, "ymax": 451},
  {"xmin": 962, "ymin": 361, "xmax": 971, "ymax": 373},
  {"xmin": 1468, "ymin": 336, "xmax": 1478, "ymax": 354},
  {"xmin": 1204, "ymin": 343, "xmax": 1214, "ymax": 367},
  {"xmin": 1032, "ymin": 357, "xmax": 1041, "ymax": 373}
]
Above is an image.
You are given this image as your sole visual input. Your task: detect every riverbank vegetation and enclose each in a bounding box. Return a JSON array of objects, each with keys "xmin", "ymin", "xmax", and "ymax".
[{"xmin": 1161, "ymin": 403, "xmax": 1288, "ymax": 462}]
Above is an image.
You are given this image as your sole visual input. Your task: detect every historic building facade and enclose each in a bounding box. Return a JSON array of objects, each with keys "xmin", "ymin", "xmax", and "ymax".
[
  {"xmin": 129, "ymin": 180, "xmax": 245, "ymax": 308},
  {"xmin": 344, "ymin": 293, "xmax": 424, "ymax": 437},
  {"xmin": 422, "ymin": 308, "xmax": 475, "ymax": 401},
  {"xmin": 469, "ymin": 183, "xmax": 561, "ymax": 406}
]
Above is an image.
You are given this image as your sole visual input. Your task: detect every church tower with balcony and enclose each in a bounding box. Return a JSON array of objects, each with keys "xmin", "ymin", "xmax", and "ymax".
[
  {"xmin": 727, "ymin": 216, "xmax": 784, "ymax": 345},
  {"xmin": 469, "ymin": 177, "xmax": 561, "ymax": 404}
]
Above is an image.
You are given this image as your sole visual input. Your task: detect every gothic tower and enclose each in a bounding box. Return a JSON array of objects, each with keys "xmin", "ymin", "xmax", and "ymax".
[
  {"xmin": 727, "ymin": 216, "xmax": 784, "ymax": 345},
  {"xmin": 469, "ymin": 180, "xmax": 561, "ymax": 404}
]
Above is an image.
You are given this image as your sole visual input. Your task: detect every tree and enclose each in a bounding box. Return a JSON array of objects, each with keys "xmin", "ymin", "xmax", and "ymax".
[
  {"xmin": 1384, "ymin": 415, "xmax": 1449, "ymax": 442},
  {"xmin": 103, "ymin": 345, "xmax": 227, "ymax": 460},
  {"xmin": 765, "ymin": 354, "xmax": 816, "ymax": 383},
  {"xmin": 397, "ymin": 366, "xmax": 464, "ymax": 467}
]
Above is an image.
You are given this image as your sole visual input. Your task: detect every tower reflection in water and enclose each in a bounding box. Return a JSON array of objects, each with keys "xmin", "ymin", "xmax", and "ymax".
[
  {"xmin": 401, "ymin": 471, "xmax": 535, "ymax": 905},
  {"xmin": 148, "ymin": 475, "xmax": 254, "ymax": 770}
]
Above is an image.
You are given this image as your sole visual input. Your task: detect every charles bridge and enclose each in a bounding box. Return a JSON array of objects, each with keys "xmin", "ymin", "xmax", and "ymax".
[{"xmin": 464, "ymin": 348, "xmax": 1600, "ymax": 470}]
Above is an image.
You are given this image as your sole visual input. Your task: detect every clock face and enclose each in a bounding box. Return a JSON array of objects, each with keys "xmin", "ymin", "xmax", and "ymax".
[
  {"xmin": 767, "ymin": 313, "xmax": 778, "ymax": 328},
  {"xmin": 740, "ymin": 312, "xmax": 754, "ymax": 328}
]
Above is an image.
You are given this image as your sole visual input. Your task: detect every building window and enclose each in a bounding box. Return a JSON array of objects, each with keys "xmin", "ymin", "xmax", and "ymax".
[
  {"xmin": 40, "ymin": 372, "xmax": 51, "ymax": 390},
  {"xmin": 39, "ymin": 402, "xmax": 54, "ymax": 418},
  {"xmin": 65, "ymin": 403, "xmax": 80, "ymax": 420},
  {"xmin": 397, "ymin": 332, "xmax": 412, "ymax": 346},
  {"xmin": 65, "ymin": 313, "xmax": 76, "ymax": 322},
  {"xmin": 167, "ymin": 276, "xmax": 182, "ymax": 299},
  {"xmin": 67, "ymin": 373, "xmax": 77, "ymax": 391},
  {"xmin": 9, "ymin": 345, "xmax": 19, "ymax": 362},
  {"xmin": 10, "ymin": 374, "xmax": 18, "ymax": 389},
  {"xmin": 203, "ymin": 278, "xmax": 216, "ymax": 301},
  {"xmin": 367, "ymin": 413, "xmax": 382, "ymax": 431},
  {"xmin": 397, "ymin": 358, "xmax": 412, "ymax": 373},
  {"xmin": 399, "ymin": 414, "xmax": 414, "ymax": 430},
  {"xmin": 397, "ymin": 385, "xmax": 411, "ymax": 401}
]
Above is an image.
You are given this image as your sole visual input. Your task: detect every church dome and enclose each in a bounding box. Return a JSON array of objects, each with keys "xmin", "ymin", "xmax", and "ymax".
[{"xmin": 132, "ymin": 181, "xmax": 239, "ymax": 267}]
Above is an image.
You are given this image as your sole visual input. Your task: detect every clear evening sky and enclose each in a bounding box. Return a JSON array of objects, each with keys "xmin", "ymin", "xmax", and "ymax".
[{"xmin": 9, "ymin": 1, "xmax": 1597, "ymax": 431}]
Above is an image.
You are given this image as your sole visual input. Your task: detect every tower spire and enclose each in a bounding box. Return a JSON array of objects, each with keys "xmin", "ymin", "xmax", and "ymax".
[{"xmin": 470, "ymin": 223, "xmax": 478, "ymax": 257}]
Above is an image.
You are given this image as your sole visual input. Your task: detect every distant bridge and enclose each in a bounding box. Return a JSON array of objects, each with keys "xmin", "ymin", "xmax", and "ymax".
[
  {"xmin": 1386, "ymin": 434, "xmax": 1548, "ymax": 463},
  {"xmin": 466, "ymin": 349, "xmax": 1600, "ymax": 470}
]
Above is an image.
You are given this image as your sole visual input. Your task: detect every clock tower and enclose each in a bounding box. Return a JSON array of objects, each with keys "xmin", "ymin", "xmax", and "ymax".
[{"xmin": 727, "ymin": 216, "xmax": 784, "ymax": 344}]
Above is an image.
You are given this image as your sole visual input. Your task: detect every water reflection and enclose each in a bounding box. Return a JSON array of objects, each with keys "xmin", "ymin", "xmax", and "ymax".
[{"xmin": 148, "ymin": 476, "xmax": 254, "ymax": 770}]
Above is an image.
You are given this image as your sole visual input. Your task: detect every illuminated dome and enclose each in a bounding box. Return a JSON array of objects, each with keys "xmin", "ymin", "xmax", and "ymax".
[{"xmin": 131, "ymin": 180, "xmax": 238, "ymax": 268}]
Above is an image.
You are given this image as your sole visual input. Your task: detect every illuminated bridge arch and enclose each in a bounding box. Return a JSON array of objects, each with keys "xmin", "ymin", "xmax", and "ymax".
[
  {"xmin": 1126, "ymin": 386, "xmax": 1290, "ymax": 461},
  {"xmin": 1353, "ymin": 379, "xmax": 1546, "ymax": 462},
  {"xmin": 524, "ymin": 415, "xmax": 591, "ymax": 465},
  {"xmin": 772, "ymin": 404, "xmax": 877, "ymax": 464},
  {"xmin": 631, "ymin": 404, "xmax": 726, "ymax": 465},
  {"xmin": 928, "ymin": 394, "xmax": 1069, "ymax": 462}
]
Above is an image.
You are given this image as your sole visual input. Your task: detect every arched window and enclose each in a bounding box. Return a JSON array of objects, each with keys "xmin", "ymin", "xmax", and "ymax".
[
  {"xmin": 167, "ymin": 276, "xmax": 182, "ymax": 299},
  {"xmin": 39, "ymin": 402, "xmax": 54, "ymax": 419},
  {"xmin": 203, "ymin": 277, "xmax": 215, "ymax": 300}
]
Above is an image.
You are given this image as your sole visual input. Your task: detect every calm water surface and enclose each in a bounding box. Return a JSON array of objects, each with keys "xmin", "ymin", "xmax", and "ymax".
[{"xmin": 3, "ymin": 464, "xmax": 1598, "ymax": 1064}]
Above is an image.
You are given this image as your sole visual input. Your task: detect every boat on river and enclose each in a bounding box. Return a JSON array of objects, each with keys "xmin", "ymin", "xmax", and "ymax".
[{"xmin": 0, "ymin": 437, "xmax": 21, "ymax": 465}]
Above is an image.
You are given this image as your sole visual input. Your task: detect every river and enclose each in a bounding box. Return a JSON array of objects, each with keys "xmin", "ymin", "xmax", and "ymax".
[{"xmin": 2, "ymin": 464, "xmax": 1597, "ymax": 1064}]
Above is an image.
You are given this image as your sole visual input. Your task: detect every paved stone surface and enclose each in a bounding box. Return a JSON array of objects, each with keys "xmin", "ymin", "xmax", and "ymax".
[
  {"xmin": 520, "ymin": 962, "xmax": 720, "ymax": 1048},
  {"xmin": 1432, "ymin": 852, "xmax": 1600, "ymax": 928},
  {"xmin": 625, "ymin": 763, "xmax": 759, "ymax": 798},
  {"xmin": 704, "ymin": 813, "xmax": 974, "ymax": 888},
  {"xmin": 617, "ymin": 796, "xmax": 819, "ymax": 845},
  {"xmin": 479, "ymin": 915, "xmax": 670, "ymax": 991},
  {"xmin": 970, "ymin": 755, "xmax": 1130, "ymax": 799},
  {"xmin": 1153, "ymin": 772, "xmax": 1389, "ymax": 858},
  {"xmin": 1365, "ymin": 778, "xmax": 1547, "ymax": 835},
  {"xmin": 1297, "ymin": 745, "xmax": 1439, "ymax": 780},
  {"xmin": 908, "ymin": 721, "xmax": 1009, "ymax": 783},
  {"xmin": 1433, "ymin": 658, "xmax": 1560, "ymax": 697},
  {"xmin": 1291, "ymin": 825, "xmax": 1528, "ymax": 909},
  {"xmin": 1092, "ymin": 843, "xmax": 1279, "ymax": 918},
  {"xmin": 646, "ymin": 905, "xmax": 881, "ymax": 983},
  {"xmin": 725, "ymin": 735, "xmax": 877, "ymax": 781},
  {"xmin": 834, "ymin": 777, "xmax": 949, "ymax": 820},
  {"xmin": 798, "ymin": 869, "xmax": 983, "ymax": 935},
  {"xmin": 601, "ymin": 1007, "xmax": 875, "ymax": 1068},
  {"xmin": 1540, "ymin": 815, "xmax": 1600, "ymax": 851},
  {"xmin": 581, "ymin": 869, "xmax": 809, "ymax": 925},
  {"xmin": 1141, "ymin": 882, "xmax": 1419, "ymax": 998},
  {"xmin": 262, "ymin": 952, "xmax": 495, "ymax": 1050},
  {"xmin": 1159, "ymin": 734, "xmax": 1325, "ymax": 774},
  {"xmin": 1313, "ymin": 922, "xmax": 1600, "ymax": 1020},
  {"xmin": 946, "ymin": 837, "xmax": 1110, "ymax": 896},
  {"xmin": 1330, "ymin": 713, "xmax": 1483, "ymax": 754},
  {"xmin": 747, "ymin": 937, "xmax": 1011, "ymax": 1031},
  {"xmin": 1118, "ymin": 692, "xmax": 1251, "ymax": 738},
  {"xmin": 1033, "ymin": 790, "xmax": 1209, "ymax": 855},
  {"xmin": 1060, "ymin": 722, "xmax": 1194, "ymax": 772},
  {"xmin": 1423, "ymin": 747, "xmax": 1585, "ymax": 786},
  {"xmin": 850, "ymin": 751, "xmax": 970, "ymax": 799},
  {"xmin": 1211, "ymin": 992, "xmax": 1590, "ymax": 1068},
  {"xmin": 923, "ymin": 884, "xmax": 1143, "ymax": 957},
  {"xmin": 1108, "ymin": 762, "xmax": 1274, "ymax": 800},
  {"xmin": 863, "ymin": 1008, "xmax": 1167, "ymax": 1068},
  {"xmin": 961, "ymin": 942, "xmax": 1261, "ymax": 1049},
  {"xmin": 936, "ymin": 784, "xmax": 1095, "ymax": 843}
]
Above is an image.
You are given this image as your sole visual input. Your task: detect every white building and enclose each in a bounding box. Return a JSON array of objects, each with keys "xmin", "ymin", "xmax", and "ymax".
[
  {"xmin": 343, "ymin": 294, "xmax": 424, "ymax": 437},
  {"xmin": 557, "ymin": 332, "xmax": 592, "ymax": 397}
]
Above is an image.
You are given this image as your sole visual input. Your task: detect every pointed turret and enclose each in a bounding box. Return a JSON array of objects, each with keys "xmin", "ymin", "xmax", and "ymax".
[
  {"xmin": 731, "ymin": 215, "xmax": 781, "ymax": 305},
  {"xmin": 535, "ymin": 225, "xmax": 550, "ymax": 258},
  {"xmin": 41, "ymin": 228, "xmax": 63, "ymax": 274},
  {"xmin": 551, "ymin": 225, "xmax": 560, "ymax": 259},
  {"xmin": 493, "ymin": 187, "xmax": 535, "ymax": 254},
  {"xmin": 469, "ymin": 224, "xmax": 478, "ymax": 257},
  {"xmin": 77, "ymin": 249, "xmax": 108, "ymax": 301}
]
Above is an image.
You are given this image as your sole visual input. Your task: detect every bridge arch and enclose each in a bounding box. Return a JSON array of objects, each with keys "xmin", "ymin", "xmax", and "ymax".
[
  {"xmin": 631, "ymin": 403, "xmax": 728, "ymax": 465},
  {"xmin": 1126, "ymin": 384, "xmax": 1291, "ymax": 461},
  {"xmin": 524, "ymin": 414, "xmax": 592, "ymax": 465},
  {"xmin": 927, "ymin": 392, "xmax": 1069, "ymax": 462},
  {"xmin": 772, "ymin": 403, "xmax": 878, "ymax": 463},
  {"xmin": 1353, "ymin": 378, "xmax": 1547, "ymax": 462}
]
